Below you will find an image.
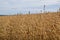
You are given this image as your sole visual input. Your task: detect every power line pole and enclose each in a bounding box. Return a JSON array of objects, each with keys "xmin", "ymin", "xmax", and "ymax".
[
  {"xmin": 59, "ymin": 8, "xmax": 60, "ymax": 12},
  {"xmin": 43, "ymin": 5, "xmax": 46, "ymax": 13},
  {"xmin": 57, "ymin": 8, "xmax": 60, "ymax": 12},
  {"xmin": 28, "ymin": 11, "xmax": 30, "ymax": 14}
]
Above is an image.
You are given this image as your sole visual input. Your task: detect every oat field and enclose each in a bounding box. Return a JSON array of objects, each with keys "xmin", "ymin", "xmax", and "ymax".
[{"xmin": 0, "ymin": 12, "xmax": 60, "ymax": 40}]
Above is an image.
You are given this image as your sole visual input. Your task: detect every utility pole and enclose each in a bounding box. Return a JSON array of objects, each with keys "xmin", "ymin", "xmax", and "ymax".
[
  {"xmin": 59, "ymin": 8, "xmax": 60, "ymax": 12},
  {"xmin": 28, "ymin": 11, "xmax": 30, "ymax": 14},
  {"xmin": 43, "ymin": 5, "xmax": 46, "ymax": 13},
  {"xmin": 40, "ymin": 10, "xmax": 42, "ymax": 13},
  {"xmin": 57, "ymin": 8, "xmax": 60, "ymax": 12}
]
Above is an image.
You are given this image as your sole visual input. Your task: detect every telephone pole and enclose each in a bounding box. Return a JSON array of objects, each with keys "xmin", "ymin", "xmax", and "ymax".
[
  {"xmin": 28, "ymin": 11, "xmax": 30, "ymax": 14},
  {"xmin": 43, "ymin": 5, "xmax": 46, "ymax": 13},
  {"xmin": 59, "ymin": 8, "xmax": 60, "ymax": 12}
]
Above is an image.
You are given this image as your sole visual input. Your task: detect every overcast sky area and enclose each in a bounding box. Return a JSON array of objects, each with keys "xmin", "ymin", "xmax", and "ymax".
[{"xmin": 0, "ymin": 0, "xmax": 60, "ymax": 15}]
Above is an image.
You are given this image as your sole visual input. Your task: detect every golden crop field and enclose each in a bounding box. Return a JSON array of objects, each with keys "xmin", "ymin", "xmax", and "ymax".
[{"xmin": 0, "ymin": 12, "xmax": 60, "ymax": 40}]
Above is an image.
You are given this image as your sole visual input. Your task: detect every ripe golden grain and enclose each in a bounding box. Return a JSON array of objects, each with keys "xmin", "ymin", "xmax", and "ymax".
[{"xmin": 0, "ymin": 12, "xmax": 60, "ymax": 40}]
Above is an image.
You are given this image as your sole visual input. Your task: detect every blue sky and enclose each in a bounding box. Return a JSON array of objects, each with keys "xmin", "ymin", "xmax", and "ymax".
[{"xmin": 0, "ymin": 0, "xmax": 60, "ymax": 15}]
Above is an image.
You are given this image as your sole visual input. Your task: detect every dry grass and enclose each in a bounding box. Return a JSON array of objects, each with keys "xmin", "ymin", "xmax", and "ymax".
[{"xmin": 0, "ymin": 12, "xmax": 60, "ymax": 40}]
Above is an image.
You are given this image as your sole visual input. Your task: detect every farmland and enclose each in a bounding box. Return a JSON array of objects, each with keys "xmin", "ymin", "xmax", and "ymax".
[{"xmin": 0, "ymin": 12, "xmax": 60, "ymax": 40}]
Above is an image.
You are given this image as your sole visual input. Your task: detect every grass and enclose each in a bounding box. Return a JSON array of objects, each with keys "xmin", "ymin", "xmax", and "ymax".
[{"xmin": 0, "ymin": 12, "xmax": 60, "ymax": 40}]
